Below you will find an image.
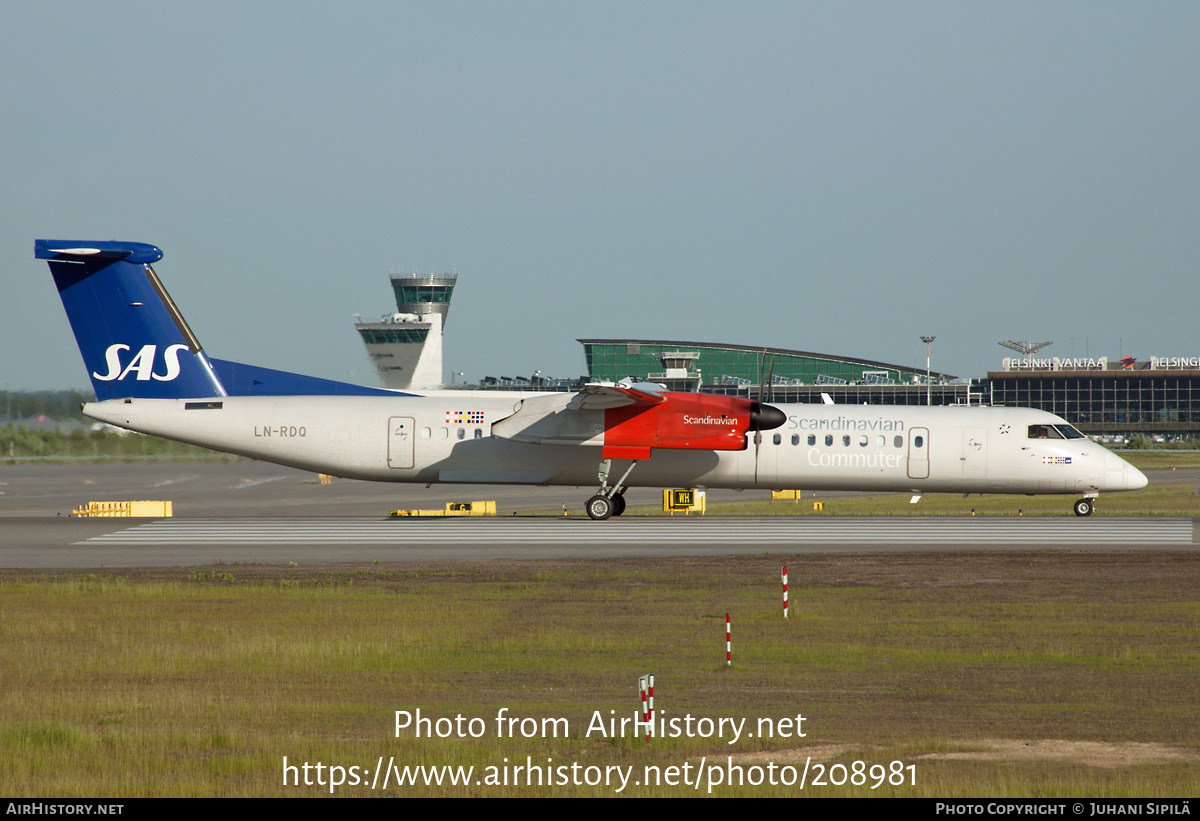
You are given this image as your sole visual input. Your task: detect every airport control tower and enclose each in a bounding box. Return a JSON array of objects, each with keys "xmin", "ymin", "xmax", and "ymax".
[{"xmin": 355, "ymin": 269, "xmax": 457, "ymax": 390}]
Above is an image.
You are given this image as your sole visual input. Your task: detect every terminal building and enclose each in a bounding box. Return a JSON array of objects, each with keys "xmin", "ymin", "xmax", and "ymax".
[
  {"xmin": 355, "ymin": 269, "xmax": 457, "ymax": 390},
  {"xmin": 576, "ymin": 342, "xmax": 1200, "ymax": 440},
  {"xmin": 471, "ymin": 338, "xmax": 965, "ymax": 402},
  {"xmin": 481, "ymin": 342, "xmax": 1200, "ymax": 441},
  {"xmin": 987, "ymin": 355, "xmax": 1200, "ymax": 440},
  {"xmin": 577, "ymin": 339, "xmax": 963, "ymax": 404}
]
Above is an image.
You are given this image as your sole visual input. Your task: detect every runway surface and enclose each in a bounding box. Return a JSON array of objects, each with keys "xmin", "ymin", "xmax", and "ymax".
[
  {"xmin": 87, "ymin": 517, "xmax": 1193, "ymax": 545},
  {"xmin": 1, "ymin": 516, "xmax": 1194, "ymax": 568},
  {"xmin": 2, "ymin": 461, "xmax": 1197, "ymax": 567}
]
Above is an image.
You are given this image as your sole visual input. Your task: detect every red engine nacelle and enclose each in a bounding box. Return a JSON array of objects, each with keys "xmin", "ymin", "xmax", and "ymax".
[{"xmin": 601, "ymin": 392, "xmax": 786, "ymax": 460}]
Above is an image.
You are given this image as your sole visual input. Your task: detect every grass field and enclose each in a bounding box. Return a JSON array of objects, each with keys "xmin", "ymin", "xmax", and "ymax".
[
  {"xmin": 1124, "ymin": 451, "xmax": 1200, "ymax": 468},
  {"xmin": 1, "ymin": 551, "xmax": 1197, "ymax": 797}
]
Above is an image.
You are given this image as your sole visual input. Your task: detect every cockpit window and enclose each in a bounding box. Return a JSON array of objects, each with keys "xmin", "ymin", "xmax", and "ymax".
[
  {"xmin": 1028, "ymin": 424, "xmax": 1064, "ymax": 440},
  {"xmin": 1053, "ymin": 424, "xmax": 1086, "ymax": 440}
]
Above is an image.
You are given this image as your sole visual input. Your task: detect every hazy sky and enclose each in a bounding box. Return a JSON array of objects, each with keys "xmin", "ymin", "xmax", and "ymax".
[{"xmin": 4, "ymin": 2, "xmax": 1199, "ymax": 390}]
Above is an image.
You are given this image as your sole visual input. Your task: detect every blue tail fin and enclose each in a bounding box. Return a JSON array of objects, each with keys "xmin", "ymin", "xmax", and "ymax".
[
  {"xmin": 38, "ymin": 240, "xmax": 228, "ymax": 400},
  {"xmin": 39, "ymin": 239, "xmax": 403, "ymax": 399}
]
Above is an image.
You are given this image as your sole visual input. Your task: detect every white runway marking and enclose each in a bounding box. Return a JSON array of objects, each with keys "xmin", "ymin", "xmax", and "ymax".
[
  {"xmin": 82, "ymin": 517, "xmax": 1193, "ymax": 545},
  {"xmin": 152, "ymin": 474, "xmax": 199, "ymax": 488},
  {"xmin": 230, "ymin": 476, "xmax": 288, "ymax": 490}
]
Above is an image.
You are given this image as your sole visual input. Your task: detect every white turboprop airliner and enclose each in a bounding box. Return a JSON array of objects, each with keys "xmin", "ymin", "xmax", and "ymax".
[{"xmin": 38, "ymin": 240, "xmax": 1147, "ymax": 519}]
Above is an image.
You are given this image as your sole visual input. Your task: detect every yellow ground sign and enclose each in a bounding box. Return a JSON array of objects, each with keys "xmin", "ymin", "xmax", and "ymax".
[
  {"xmin": 72, "ymin": 501, "xmax": 174, "ymax": 518},
  {"xmin": 391, "ymin": 501, "xmax": 497, "ymax": 518},
  {"xmin": 663, "ymin": 489, "xmax": 705, "ymax": 514}
]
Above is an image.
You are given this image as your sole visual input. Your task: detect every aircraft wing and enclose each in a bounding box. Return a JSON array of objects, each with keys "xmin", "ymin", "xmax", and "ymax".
[
  {"xmin": 567, "ymin": 383, "xmax": 668, "ymax": 410},
  {"xmin": 491, "ymin": 393, "xmax": 603, "ymax": 446},
  {"xmin": 493, "ymin": 383, "xmax": 783, "ymax": 460}
]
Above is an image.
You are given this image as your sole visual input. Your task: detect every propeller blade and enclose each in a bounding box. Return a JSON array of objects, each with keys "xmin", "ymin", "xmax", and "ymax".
[
  {"xmin": 755, "ymin": 350, "xmax": 766, "ymax": 483},
  {"xmin": 765, "ymin": 354, "xmax": 775, "ymax": 405},
  {"xmin": 754, "ymin": 350, "xmax": 778, "ymax": 485}
]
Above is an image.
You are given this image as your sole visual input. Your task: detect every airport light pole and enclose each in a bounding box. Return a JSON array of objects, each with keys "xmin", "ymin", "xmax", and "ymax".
[{"xmin": 919, "ymin": 336, "xmax": 936, "ymax": 406}]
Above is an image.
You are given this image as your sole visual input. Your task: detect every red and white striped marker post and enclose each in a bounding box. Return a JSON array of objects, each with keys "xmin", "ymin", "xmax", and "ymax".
[
  {"xmin": 782, "ymin": 566, "xmax": 789, "ymax": 619},
  {"xmin": 638, "ymin": 674, "xmax": 655, "ymax": 743},
  {"xmin": 726, "ymin": 613, "xmax": 732, "ymax": 666},
  {"xmin": 640, "ymin": 678, "xmax": 648, "ymax": 741}
]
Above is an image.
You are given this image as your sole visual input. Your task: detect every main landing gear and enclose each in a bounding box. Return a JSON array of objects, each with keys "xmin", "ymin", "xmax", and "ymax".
[
  {"xmin": 586, "ymin": 458, "xmax": 637, "ymax": 520},
  {"xmin": 1073, "ymin": 497, "xmax": 1095, "ymax": 517}
]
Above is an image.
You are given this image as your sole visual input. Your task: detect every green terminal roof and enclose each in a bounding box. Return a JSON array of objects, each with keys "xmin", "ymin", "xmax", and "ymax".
[{"xmin": 578, "ymin": 339, "xmax": 954, "ymax": 385}]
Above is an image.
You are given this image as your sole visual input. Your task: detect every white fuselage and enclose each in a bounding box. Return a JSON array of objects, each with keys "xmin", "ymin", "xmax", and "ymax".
[{"xmin": 83, "ymin": 394, "xmax": 1147, "ymax": 496}]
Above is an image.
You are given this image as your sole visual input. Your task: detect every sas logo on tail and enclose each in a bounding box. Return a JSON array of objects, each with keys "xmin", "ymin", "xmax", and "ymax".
[{"xmin": 93, "ymin": 344, "xmax": 190, "ymax": 382}]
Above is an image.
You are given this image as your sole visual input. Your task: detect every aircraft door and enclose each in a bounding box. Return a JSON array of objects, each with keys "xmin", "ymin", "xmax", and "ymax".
[
  {"xmin": 961, "ymin": 427, "xmax": 987, "ymax": 481},
  {"xmin": 907, "ymin": 428, "xmax": 930, "ymax": 480},
  {"xmin": 388, "ymin": 416, "xmax": 415, "ymax": 469}
]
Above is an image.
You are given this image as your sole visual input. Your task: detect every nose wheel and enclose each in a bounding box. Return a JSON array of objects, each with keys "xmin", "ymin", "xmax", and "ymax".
[{"xmin": 1073, "ymin": 498, "xmax": 1095, "ymax": 517}]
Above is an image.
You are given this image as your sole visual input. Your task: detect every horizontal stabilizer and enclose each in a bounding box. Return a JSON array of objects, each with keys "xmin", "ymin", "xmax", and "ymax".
[{"xmin": 35, "ymin": 239, "xmax": 163, "ymax": 264}]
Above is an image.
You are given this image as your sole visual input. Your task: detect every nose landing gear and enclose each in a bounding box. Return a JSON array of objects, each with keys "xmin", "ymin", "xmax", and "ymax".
[{"xmin": 1073, "ymin": 497, "xmax": 1095, "ymax": 517}]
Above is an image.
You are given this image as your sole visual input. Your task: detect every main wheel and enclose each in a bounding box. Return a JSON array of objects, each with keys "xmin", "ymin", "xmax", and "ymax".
[
  {"xmin": 586, "ymin": 494, "xmax": 614, "ymax": 520},
  {"xmin": 611, "ymin": 493, "xmax": 627, "ymax": 517},
  {"xmin": 1073, "ymin": 498, "xmax": 1094, "ymax": 517}
]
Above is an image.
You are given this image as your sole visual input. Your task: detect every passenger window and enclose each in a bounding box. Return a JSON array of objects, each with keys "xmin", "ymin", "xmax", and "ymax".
[
  {"xmin": 474, "ymin": 428, "xmax": 483, "ymax": 439},
  {"xmin": 438, "ymin": 427, "xmax": 449, "ymax": 440},
  {"xmin": 791, "ymin": 434, "xmax": 799, "ymax": 445},
  {"xmin": 825, "ymin": 435, "xmax": 833, "ymax": 446},
  {"xmin": 894, "ymin": 435, "xmax": 903, "ymax": 448},
  {"xmin": 808, "ymin": 435, "xmax": 816, "ymax": 446},
  {"xmin": 842, "ymin": 435, "xmax": 851, "ymax": 447},
  {"xmin": 457, "ymin": 428, "xmax": 465, "ymax": 440},
  {"xmin": 914, "ymin": 435, "xmax": 924, "ymax": 448},
  {"xmin": 773, "ymin": 433, "xmax": 781, "ymax": 445},
  {"xmin": 859, "ymin": 435, "xmax": 868, "ymax": 447},
  {"xmin": 421, "ymin": 427, "xmax": 431, "ymax": 439},
  {"xmin": 876, "ymin": 435, "xmax": 885, "ymax": 447}
]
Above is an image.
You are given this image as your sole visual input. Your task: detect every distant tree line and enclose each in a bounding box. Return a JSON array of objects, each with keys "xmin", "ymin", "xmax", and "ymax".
[
  {"xmin": 0, "ymin": 389, "xmax": 237, "ymax": 460},
  {"xmin": 0, "ymin": 389, "xmax": 95, "ymax": 424},
  {"xmin": 0, "ymin": 424, "xmax": 236, "ymax": 461},
  {"xmin": 1124, "ymin": 433, "xmax": 1200, "ymax": 450}
]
